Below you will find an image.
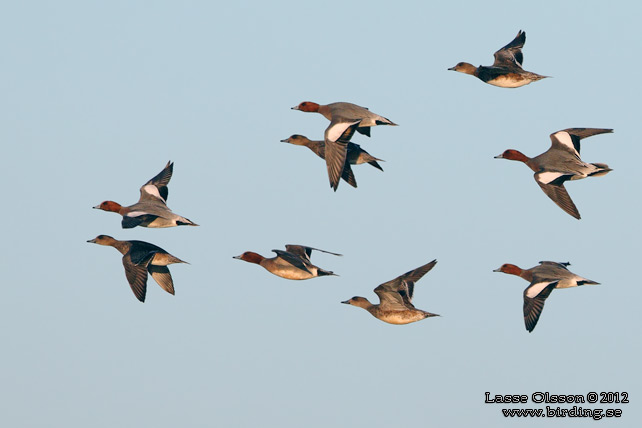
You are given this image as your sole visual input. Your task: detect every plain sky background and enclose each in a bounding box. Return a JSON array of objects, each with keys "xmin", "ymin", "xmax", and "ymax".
[{"xmin": 1, "ymin": 1, "xmax": 640, "ymax": 427}]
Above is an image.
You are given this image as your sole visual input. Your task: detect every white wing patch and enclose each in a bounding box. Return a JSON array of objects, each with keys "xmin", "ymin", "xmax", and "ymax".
[
  {"xmin": 141, "ymin": 184, "xmax": 164, "ymax": 201},
  {"xmin": 325, "ymin": 120, "xmax": 360, "ymax": 142},
  {"xmin": 535, "ymin": 171, "xmax": 567, "ymax": 184},
  {"xmin": 127, "ymin": 211, "xmax": 147, "ymax": 217},
  {"xmin": 552, "ymin": 131, "xmax": 579, "ymax": 156},
  {"xmin": 526, "ymin": 281, "xmax": 556, "ymax": 298}
]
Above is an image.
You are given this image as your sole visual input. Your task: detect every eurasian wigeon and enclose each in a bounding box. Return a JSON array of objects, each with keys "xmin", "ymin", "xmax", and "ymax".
[
  {"xmin": 280, "ymin": 134, "xmax": 384, "ymax": 189},
  {"xmin": 233, "ymin": 245, "xmax": 341, "ymax": 280},
  {"xmin": 88, "ymin": 235, "xmax": 188, "ymax": 302},
  {"xmin": 93, "ymin": 161, "xmax": 198, "ymax": 228},
  {"xmin": 291, "ymin": 101, "xmax": 396, "ymax": 190},
  {"xmin": 342, "ymin": 260, "xmax": 440, "ymax": 325},
  {"xmin": 494, "ymin": 261, "xmax": 600, "ymax": 332},
  {"xmin": 449, "ymin": 30, "xmax": 548, "ymax": 88},
  {"xmin": 495, "ymin": 128, "xmax": 613, "ymax": 219}
]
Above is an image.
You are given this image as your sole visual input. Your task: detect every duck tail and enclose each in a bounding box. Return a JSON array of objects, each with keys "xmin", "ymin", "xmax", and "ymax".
[
  {"xmin": 317, "ymin": 269, "xmax": 338, "ymax": 277},
  {"xmin": 589, "ymin": 163, "xmax": 612, "ymax": 177},
  {"xmin": 167, "ymin": 255, "xmax": 189, "ymax": 265},
  {"xmin": 368, "ymin": 160, "xmax": 384, "ymax": 171},
  {"xmin": 531, "ymin": 73, "xmax": 550, "ymax": 81},
  {"xmin": 577, "ymin": 279, "xmax": 600, "ymax": 286},
  {"xmin": 376, "ymin": 116, "xmax": 398, "ymax": 126},
  {"xmin": 177, "ymin": 217, "xmax": 199, "ymax": 226},
  {"xmin": 358, "ymin": 153, "xmax": 384, "ymax": 171}
]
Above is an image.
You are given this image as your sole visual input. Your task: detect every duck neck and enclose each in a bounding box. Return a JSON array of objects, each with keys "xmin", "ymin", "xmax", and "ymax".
[
  {"xmin": 317, "ymin": 104, "xmax": 332, "ymax": 120},
  {"xmin": 505, "ymin": 150, "xmax": 530, "ymax": 164},
  {"xmin": 305, "ymin": 140, "xmax": 325, "ymax": 156},
  {"xmin": 111, "ymin": 240, "xmax": 132, "ymax": 256}
]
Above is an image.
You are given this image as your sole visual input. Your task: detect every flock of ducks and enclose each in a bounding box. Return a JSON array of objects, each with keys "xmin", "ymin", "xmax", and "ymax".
[{"xmin": 88, "ymin": 30, "xmax": 610, "ymax": 333}]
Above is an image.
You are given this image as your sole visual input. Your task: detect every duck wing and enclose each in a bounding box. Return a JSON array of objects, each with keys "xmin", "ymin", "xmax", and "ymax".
[
  {"xmin": 523, "ymin": 280, "xmax": 559, "ymax": 332},
  {"xmin": 272, "ymin": 249, "xmax": 312, "ymax": 274},
  {"xmin": 284, "ymin": 245, "xmax": 343, "ymax": 262},
  {"xmin": 550, "ymin": 128, "xmax": 613, "ymax": 157},
  {"xmin": 122, "ymin": 252, "xmax": 154, "ymax": 302},
  {"xmin": 534, "ymin": 173, "xmax": 581, "ymax": 219},
  {"xmin": 138, "ymin": 161, "xmax": 173, "ymax": 203},
  {"xmin": 379, "ymin": 260, "xmax": 437, "ymax": 289},
  {"xmin": 325, "ymin": 120, "xmax": 359, "ymax": 191},
  {"xmin": 493, "ymin": 30, "xmax": 525, "ymax": 68},
  {"xmin": 121, "ymin": 213, "xmax": 158, "ymax": 229},
  {"xmin": 128, "ymin": 241, "xmax": 165, "ymax": 264},
  {"xmin": 538, "ymin": 261, "xmax": 571, "ymax": 269},
  {"xmin": 148, "ymin": 265, "xmax": 175, "ymax": 295},
  {"xmin": 374, "ymin": 260, "xmax": 438, "ymax": 308},
  {"xmin": 398, "ymin": 280, "xmax": 416, "ymax": 308},
  {"xmin": 373, "ymin": 285, "xmax": 408, "ymax": 311},
  {"xmin": 341, "ymin": 162, "xmax": 358, "ymax": 188}
]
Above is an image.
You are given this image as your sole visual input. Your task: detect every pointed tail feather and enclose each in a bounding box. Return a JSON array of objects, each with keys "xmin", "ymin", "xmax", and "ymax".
[
  {"xmin": 368, "ymin": 160, "xmax": 384, "ymax": 171},
  {"xmin": 177, "ymin": 217, "xmax": 199, "ymax": 226},
  {"xmin": 317, "ymin": 269, "xmax": 338, "ymax": 277},
  {"xmin": 589, "ymin": 163, "xmax": 612, "ymax": 177},
  {"xmin": 376, "ymin": 117, "xmax": 397, "ymax": 126}
]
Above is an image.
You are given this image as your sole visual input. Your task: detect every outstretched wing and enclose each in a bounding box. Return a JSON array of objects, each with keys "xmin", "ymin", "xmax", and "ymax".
[
  {"xmin": 534, "ymin": 174, "xmax": 580, "ymax": 220},
  {"xmin": 122, "ymin": 253, "xmax": 153, "ymax": 302},
  {"xmin": 375, "ymin": 260, "xmax": 437, "ymax": 308},
  {"xmin": 139, "ymin": 161, "xmax": 173, "ymax": 203},
  {"xmin": 523, "ymin": 280, "xmax": 559, "ymax": 332},
  {"xmin": 325, "ymin": 120, "xmax": 359, "ymax": 191},
  {"xmin": 373, "ymin": 284, "xmax": 409, "ymax": 311},
  {"xmin": 397, "ymin": 280, "xmax": 416, "ymax": 308},
  {"xmin": 493, "ymin": 30, "xmax": 525, "ymax": 67},
  {"xmin": 284, "ymin": 245, "xmax": 342, "ymax": 262},
  {"xmin": 148, "ymin": 265, "xmax": 175, "ymax": 295},
  {"xmin": 550, "ymin": 128, "xmax": 613, "ymax": 157},
  {"xmin": 341, "ymin": 163, "xmax": 358, "ymax": 188},
  {"xmin": 379, "ymin": 260, "xmax": 438, "ymax": 290}
]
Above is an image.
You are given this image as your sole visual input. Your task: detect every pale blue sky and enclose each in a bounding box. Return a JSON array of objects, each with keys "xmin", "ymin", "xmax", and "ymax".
[{"xmin": 1, "ymin": 1, "xmax": 640, "ymax": 426}]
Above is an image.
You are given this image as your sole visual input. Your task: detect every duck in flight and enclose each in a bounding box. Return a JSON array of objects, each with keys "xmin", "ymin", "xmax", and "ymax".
[
  {"xmin": 494, "ymin": 261, "xmax": 600, "ymax": 332},
  {"xmin": 88, "ymin": 235, "xmax": 188, "ymax": 302},
  {"xmin": 342, "ymin": 260, "xmax": 440, "ymax": 325},
  {"xmin": 93, "ymin": 161, "xmax": 198, "ymax": 228},
  {"xmin": 281, "ymin": 133, "xmax": 384, "ymax": 189},
  {"xmin": 449, "ymin": 30, "xmax": 548, "ymax": 88},
  {"xmin": 234, "ymin": 245, "xmax": 341, "ymax": 280},
  {"xmin": 495, "ymin": 128, "xmax": 613, "ymax": 219}
]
